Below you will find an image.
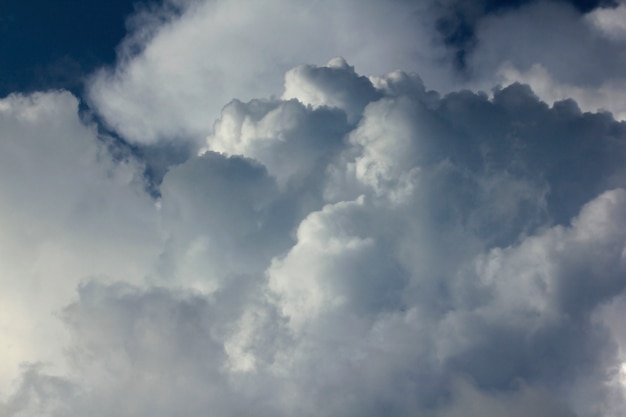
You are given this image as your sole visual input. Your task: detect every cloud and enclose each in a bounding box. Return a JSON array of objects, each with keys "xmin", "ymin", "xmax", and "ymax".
[
  {"xmin": 430, "ymin": 0, "xmax": 618, "ymax": 70},
  {"xmin": 155, "ymin": 151, "xmax": 285, "ymax": 291},
  {"xmin": 435, "ymin": 379, "xmax": 577, "ymax": 417},
  {"xmin": 81, "ymin": 0, "xmax": 626, "ymax": 152},
  {"xmin": 281, "ymin": 57, "xmax": 383, "ymax": 123},
  {"xmin": 587, "ymin": 0, "xmax": 626, "ymax": 40},
  {"xmin": 48, "ymin": 0, "xmax": 626, "ymax": 150},
  {"xmin": 455, "ymin": 0, "xmax": 626, "ymax": 120},
  {"xmin": 2, "ymin": 57, "xmax": 626, "ymax": 417},
  {"xmin": 496, "ymin": 58, "xmax": 626, "ymax": 122},
  {"xmin": 0, "ymin": 91, "xmax": 161, "ymax": 394},
  {"xmin": 4, "ymin": 2, "xmax": 626, "ymax": 415},
  {"xmin": 85, "ymin": 0, "xmax": 441, "ymax": 145}
]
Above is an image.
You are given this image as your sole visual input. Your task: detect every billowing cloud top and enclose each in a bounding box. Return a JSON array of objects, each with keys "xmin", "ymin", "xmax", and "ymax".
[
  {"xmin": 84, "ymin": 0, "xmax": 626, "ymax": 146},
  {"xmin": 2, "ymin": 1, "xmax": 626, "ymax": 417}
]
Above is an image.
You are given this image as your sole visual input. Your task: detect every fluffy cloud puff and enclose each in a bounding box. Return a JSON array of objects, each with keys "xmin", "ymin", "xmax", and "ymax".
[
  {"xmin": 86, "ymin": 0, "xmax": 434, "ymax": 145},
  {"xmin": 2, "ymin": 60, "xmax": 626, "ymax": 417},
  {"xmin": 465, "ymin": 1, "xmax": 626, "ymax": 120},
  {"xmin": 82, "ymin": 0, "xmax": 626, "ymax": 152}
]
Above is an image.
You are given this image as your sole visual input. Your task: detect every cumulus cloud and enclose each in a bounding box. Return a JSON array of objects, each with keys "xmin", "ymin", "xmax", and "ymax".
[
  {"xmin": 496, "ymin": 59, "xmax": 626, "ymax": 121},
  {"xmin": 2, "ymin": 56, "xmax": 626, "ymax": 417},
  {"xmin": 457, "ymin": 0, "xmax": 626, "ymax": 120},
  {"xmin": 79, "ymin": 0, "xmax": 626, "ymax": 148},
  {"xmin": 86, "ymin": 0, "xmax": 436, "ymax": 145},
  {"xmin": 2, "ymin": 0, "xmax": 626, "ymax": 415}
]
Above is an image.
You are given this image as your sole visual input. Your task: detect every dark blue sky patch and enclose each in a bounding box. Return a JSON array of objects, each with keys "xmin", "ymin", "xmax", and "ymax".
[{"xmin": 0, "ymin": 0, "xmax": 141, "ymax": 96}]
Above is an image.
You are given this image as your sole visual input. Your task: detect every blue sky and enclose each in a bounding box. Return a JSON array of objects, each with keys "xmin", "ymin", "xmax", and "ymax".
[
  {"xmin": 2, "ymin": 1, "xmax": 626, "ymax": 416},
  {"xmin": 0, "ymin": 0, "xmax": 140, "ymax": 95}
]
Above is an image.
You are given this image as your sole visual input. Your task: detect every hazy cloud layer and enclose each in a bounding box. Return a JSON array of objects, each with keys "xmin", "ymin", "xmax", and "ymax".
[{"xmin": 2, "ymin": 56, "xmax": 626, "ymax": 416}]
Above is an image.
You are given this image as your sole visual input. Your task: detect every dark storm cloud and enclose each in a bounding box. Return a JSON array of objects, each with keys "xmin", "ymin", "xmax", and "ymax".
[{"xmin": 430, "ymin": 0, "xmax": 619, "ymax": 70}]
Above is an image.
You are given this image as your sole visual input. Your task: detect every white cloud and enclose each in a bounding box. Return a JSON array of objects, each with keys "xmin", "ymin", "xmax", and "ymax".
[
  {"xmin": 0, "ymin": 92, "xmax": 162, "ymax": 394},
  {"xmin": 86, "ymin": 0, "xmax": 440, "ymax": 145},
  {"xmin": 3, "ymin": 7, "xmax": 626, "ymax": 414},
  {"xmin": 84, "ymin": 0, "xmax": 626, "ymax": 146}
]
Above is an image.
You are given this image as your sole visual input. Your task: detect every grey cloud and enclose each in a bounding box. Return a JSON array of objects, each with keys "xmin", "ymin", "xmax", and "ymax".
[
  {"xmin": 470, "ymin": 1, "xmax": 626, "ymax": 87},
  {"xmin": 85, "ymin": 0, "xmax": 437, "ymax": 144},
  {"xmin": 3, "ymin": 60, "xmax": 626, "ymax": 417},
  {"xmin": 83, "ymin": 0, "xmax": 626, "ymax": 148},
  {"xmin": 429, "ymin": 0, "xmax": 618, "ymax": 71},
  {"xmin": 408, "ymin": 0, "xmax": 626, "ymax": 122},
  {"xmin": 155, "ymin": 151, "xmax": 285, "ymax": 289},
  {"xmin": 435, "ymin": 379, "xmax": 577, "ymax": 417},
  {"xmin": 49, "ymin": 282, "xmax": 279, "ymax": 417},
  {"xmin": 453, "ymin": 0, "xmax": 626, "ymax": 121},
  {"xmin": 282, "ymin": 57, "xmax": 383, "ymax": 123},
  {"xmin": 0, "ymin": 365, "xmax": 79, "ymax": 417},
  {"xmin": 179, "ymin": 60, "xmax": 626, "ymax": 416},
  {"xmin": 0, "ymin": 91, "xmax": 161, "ymax": 393},
  {"xmin": 439, "ymin": 190, "xmax": 626, "ymax": 410},
  {"xmin": 207, "ymin": 95, "xmax": 350, "ymax": 188}
]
